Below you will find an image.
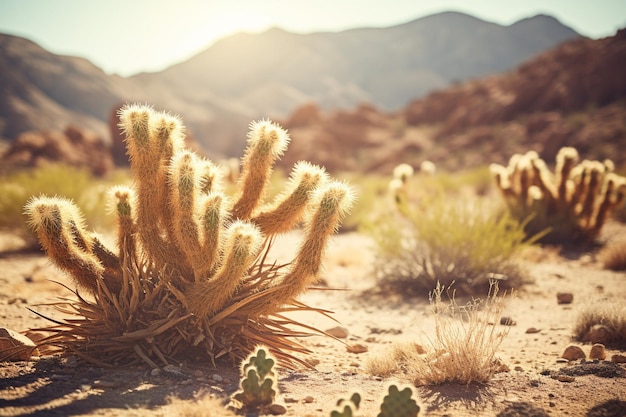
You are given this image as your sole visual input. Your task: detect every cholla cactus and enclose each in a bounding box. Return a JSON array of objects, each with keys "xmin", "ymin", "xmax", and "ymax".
[
  {"xmin": 490, "ymin": 147, "xmax": 626, "ymax": 244},
  {"xmin": 231, "ymin": 347, "xmax": 278, "ymax": 412},
  {"xmin": 24, "ymin": 104, "xmax": 354, "ymax": 367}
]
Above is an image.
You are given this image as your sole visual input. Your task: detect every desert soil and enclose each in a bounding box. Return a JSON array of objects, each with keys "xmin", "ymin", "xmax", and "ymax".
[{"xmin": 0, "ymin": 227, "xmax": 625, "ymax": 417}]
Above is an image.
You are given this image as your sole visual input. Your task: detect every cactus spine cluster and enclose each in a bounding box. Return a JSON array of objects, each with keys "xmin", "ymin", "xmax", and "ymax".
[
  {"xmin": 231, "ymin": 347, "xmax": 278, "ymax": 412},
  {"xmin": 490, "ymin": 147, "xmax": 626, "ymax": 243},
  {"xmin": 24, "ymin": 104, "xmax": 354, "ymax": 366}
]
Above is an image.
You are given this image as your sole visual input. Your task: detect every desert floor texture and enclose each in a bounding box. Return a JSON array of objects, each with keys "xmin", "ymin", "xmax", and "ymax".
[{"xmin": 0, "ymin": 227, "xmax": 625, "ymax": 417}]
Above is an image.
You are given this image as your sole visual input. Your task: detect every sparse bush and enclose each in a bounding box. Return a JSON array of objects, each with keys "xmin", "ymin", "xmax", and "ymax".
[
  {"xmin": 22, "ymin": 105, "xmax": 353, "ymax": 367},
  {"xmin": 598, "ymin": 240, "xmax": 626, "ymax": 271},
  {"xmin": 368, "ymin": 169, "xmax": 532, "ymax": 296},
  {"xmin": 0, "ymin": 164, "xmax": 122, "ymax": 246},
  {"xmin": 573, "ymin": 297, "xmax": 626, "ymax": 347},
  {"xmin": 490, "ymin": 147, "xmax": 626, "ymax": 244},
  {"xmin": 366, "ymin": 282, "xmax": 511, "ymax": 385}
]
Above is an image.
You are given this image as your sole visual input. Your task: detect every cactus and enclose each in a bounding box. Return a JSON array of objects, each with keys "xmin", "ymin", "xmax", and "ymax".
[
  {"xmin": 377, "ymin": 385, "xmax": 420, "ymax": 417},
  {"xmin": 24, "ymin": 104, "xmax": 354, "ymax": 367},
  {"xmin": 490, "ymin": 147, "xmax": 626, "ymax": 244},
  {"xmin": 330, "ymin": 393, "xmax": 361, "ymax": 417},
  {"xmin": 231, "ymin": 347, "xmax": 278, "ymax": 412}
]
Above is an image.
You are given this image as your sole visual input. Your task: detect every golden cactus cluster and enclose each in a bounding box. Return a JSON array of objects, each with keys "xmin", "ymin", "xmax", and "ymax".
[
  {"xmin": 24, "ymin": 104, "xmax": 353, "ymax": 367},
  {"xmin": 490, "ymin": 147, "xmax": 626, "ymax": 243}
]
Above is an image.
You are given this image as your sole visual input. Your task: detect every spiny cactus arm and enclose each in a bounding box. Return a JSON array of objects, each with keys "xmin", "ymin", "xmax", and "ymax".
[
  {"xmin": 252, "ymin": 161, "xmax": 328, "ymax": 235},
  {"xmin": 377, "ymin": 385, "xmax": 420, "ymax": 417},
  {"xmin": 110, "ymin": 186, "xmax": 138, "ymax": 267},
  {"xmin": 592, "ymin": 176, "xmax": 626, "ymax": 233},
  {"xmin": 231, "ymin": 120, "xmax": 290, "ymax": 220},
  {"xmin": 198, "ymin": 160, "xmax": 223, "ymax": 194},
  {"xmin": 168, "ymin": 150, "xmax": 205, "ymax": 273},
  {"xmin": 185, "ymin": 220, "xmax": 262, "ymax": 317},
  {"xmin": 119, "ymin": 105, "xmax": 187, "ymax": 271},
  {"xmin": 196, "ymin": 192, "xmax": 229, "ymax": 279},
  {"xmin": 25, "ymin": 197, "xmax": 105, "ymax": 294},
  {"xmin": 268, "ymin": 181, "xmax": 354, "ymax": 309},
  {"xmin": 578, "ymin": 162, "xmax": 605, "ymax": 226},
  {"xmin": 555, "ymin": 147, "xmax": 579, "ymax": 202}
]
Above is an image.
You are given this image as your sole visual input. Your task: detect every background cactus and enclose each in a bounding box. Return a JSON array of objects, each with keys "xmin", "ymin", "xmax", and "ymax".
[
  {"xmin": 24, "ymin": 104, "xmax": 354, "ymax": 367},
  {"xmin": 231, "ymin": 347, "xmax": 278, "ymax": 412},
  {"xmin": 330, "ymin": 393, "xmax": 361, "ymax": 417},
  {"xmin": 377, "ymin": 385, "xmax": 420, "ymax": 417},
  {"xmin": 490, "ymin": 147, "xmax": 626, "ymax": 244}
]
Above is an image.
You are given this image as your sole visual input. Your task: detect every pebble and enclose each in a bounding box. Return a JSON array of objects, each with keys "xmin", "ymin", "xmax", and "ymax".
[
  {"xmin": 611, "ymin": 354, "xmax": 626, "ymax": 363},
  {"xmin": 0, "ymin": 327, "xmax": 38, "ymax": 361},
  {"xmin": 284, "ymin": 397, "xmax": 298, "ymax": 404},
  {"xmin": 151, "ymin": 368, "xmax": 161, "ymax": 377},
  {"xmin": 211, "ymin": 374, "xmax": 223, "ymax": 382},
  {"xmin": 267, "ymin": 404, "xmax": 287, "ymax": 415},
  {"xmin": 556, "ymin": 292, "xmax": 573, "ymax": 304},
  {"xmin": 193, "ymin": 370, "xmax": 204, "ymax": 378},
  {"xmin": 163, "ymin": 364, "xmax": 185, "ymax": 377},
  {"xmin": 554, "ymin": 375, "xmax": 575, "ymax": 382},
  {"xmin": 525, "ymin": 327, "xmax": 541, "ymax": 334},
  {"xmin": 346, "ymin": 343, "xmax": 368, "ymax": 354},
  {"xmin": 303, "ymin": 396, "xmax": 314, "ymax": 403},
  {"xmin": 561, "ymin": 345, "xmax": 585, "ymax": 361},
  {"xmin": 305, "ymin": 358, "xmax": 320, "ymax": 367},
  {"xmin": 325, "ymin": 326, "xmax": 349, "ymax": 339},
  {"xmin": 589, "ymin": 343, "xmax": 606, "ymax": 360}
]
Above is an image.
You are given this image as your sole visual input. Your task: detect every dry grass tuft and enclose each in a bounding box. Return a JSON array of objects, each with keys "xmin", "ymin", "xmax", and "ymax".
[
  {"xmin": 166, "ymin": 394, "xmax": 236, "ymax": 417},
  {"xmin": 573, "ymin": 297, "xmax": 626, "ymax": 347},
  {"xmin": 598, "ymin": 240, "xmax": 626, "ymax": 271},
  {"xmin": 366, "ymin": 282, "xmax": 511, "ymax": 385}
]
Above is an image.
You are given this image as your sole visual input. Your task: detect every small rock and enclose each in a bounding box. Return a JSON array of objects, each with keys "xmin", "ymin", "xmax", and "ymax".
[
  {"xmin": 589, "ymin": 343, "xmax": 606, "ymax": 360},
  {"xmin": 555, "ymin": 374, "xmax": 575, "ymax": 382},
  {"xmin": 211, "ymin": 374, "xmax": 223, "ymax": 382},
  {"xmin": 267, "ymin": 403, "xmax": 287, "ymax": 415},
  {"xmin": 193, "ymin": 370, "xmax": 204, "ymax": 378},
  {"xmin": 583, "ymin": 324, "xmax": 611, "ymax": 344},
  {"xmin": 346, "ymin": 343, "xmax": 368, "ymax": 354},
  {"xmin": 284, "ymin": 397, "xmax": 298, "ymax": 404},
  {"xmin": 151, "ymin": 368, "xmax": 161, "ymax": 376},
  {"xmin": 303, "ymin": 396, "xmax": 314, "ymax": 403},
  {"xmin": 0, "ymin": 327, "xmax": 38, "ymax": 361},
  {"xmin": 611, "ymin": 354, "xmax": 626, "ymax": 363},
  {"xmin": 305, "ymin": 358, "xmax": 320, "ymax": 367},
  {"xmin": 525, "ymin": 327, "xmax": 541, "ymax": 334},
  {"xmin": 514, "ymin": 366, "xmax": 524, "ymax": 372},
  {"xmin": 557, "ymin": 292, "xmax": 573, "ymax": 304},
  {"xmin": 325, "ymin": 326, "xmax": 349, "ymax": 339},
  {"xmin": 163, "ymin": 364, "xmax": 185, "ymax": 377},
  {"xmin": 561, "ymin": 345, "xmax": 586, "ymax": 361},
  {"xmin": 500, "ymin": 316, "xmax": 516, "ymax": 326}
]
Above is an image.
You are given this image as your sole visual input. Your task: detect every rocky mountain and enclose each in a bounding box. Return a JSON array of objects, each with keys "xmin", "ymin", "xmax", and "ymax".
[
  {"xmin": 0, "ymin": 11, "xmax": 579, "ymax": 160},
  {"xmin": 280, "ymin": 29, "xmax": 626, "ymax": 174}
]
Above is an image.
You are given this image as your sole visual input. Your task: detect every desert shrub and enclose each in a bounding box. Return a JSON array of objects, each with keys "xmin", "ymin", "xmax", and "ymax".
[
  {"xmin": 490, "ymin": 147, "xmax": 626, "ymax": 244},
  {"xmin": 573, "ymin": 297, "xmax": 626, "ymax": 347},
  {"xmin": 366, "ymin": 282, "xmax": 511, "ymax": 385},
  {"xmin": 367, "ymin": 174, "xmax": 531, "ymax": 296},
  {"xmin": 21, "ymin": 105, "xmax": 353, "ymax": 367},
  {"xmin": 0, "ymin": 164, "xmax": 122, "ymax": 245},
  {"xmin": 598, "ymin": 240, "xmax": 626, "ymax": 271}
]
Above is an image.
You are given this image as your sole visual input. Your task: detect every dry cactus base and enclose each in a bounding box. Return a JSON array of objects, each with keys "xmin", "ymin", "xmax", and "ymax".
[
  {"xmin": 490, "ymin": 147, "xmax": 626, "ymax": 244},
  {"xmin": 23, "ymin": 104, "xmax": 353, "ymax": 368}
]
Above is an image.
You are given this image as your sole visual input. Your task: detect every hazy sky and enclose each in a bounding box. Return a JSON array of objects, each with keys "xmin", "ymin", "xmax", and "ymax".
[{"xmin": 1, "ymin": 0, "xmax": 625, "ymax": 76}]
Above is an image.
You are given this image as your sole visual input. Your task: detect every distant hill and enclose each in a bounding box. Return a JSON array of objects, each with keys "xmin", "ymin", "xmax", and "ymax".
[
  {"xmin": 280, "ymin": 29, "xmax": 626, "ymax": 174},
  {"xmin": 0, "ymin": 11, "xmax": 580, "ymax": 158}
]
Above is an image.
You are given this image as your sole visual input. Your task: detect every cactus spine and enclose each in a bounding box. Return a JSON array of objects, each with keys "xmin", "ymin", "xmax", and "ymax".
[{"xmin": 24, "ymin": 104, "xmax": 353, "ymax": 367}]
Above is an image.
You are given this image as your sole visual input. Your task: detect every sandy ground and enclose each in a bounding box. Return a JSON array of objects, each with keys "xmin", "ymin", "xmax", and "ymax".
[{"xmin": 0, "ymin": 228, "xmax": 625, "ymax": 417}]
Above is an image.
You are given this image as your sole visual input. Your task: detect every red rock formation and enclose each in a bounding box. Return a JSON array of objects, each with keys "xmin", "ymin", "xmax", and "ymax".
[{"xmin": 1, "ymin": 126, "xmax": 114, "ymax": 176}]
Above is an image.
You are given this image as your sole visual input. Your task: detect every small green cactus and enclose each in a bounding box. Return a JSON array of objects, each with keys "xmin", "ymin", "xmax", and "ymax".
[
  {"xmin": 330, "ymin": 392, "xmax": 361, "ymax": 417},
  {"xmin": 231, "ymin": 347, "xmax": 278, "ymax": 412},
  {"xmin": 378, "ymin": 385, "xmax": 420, "ymax": 417}
]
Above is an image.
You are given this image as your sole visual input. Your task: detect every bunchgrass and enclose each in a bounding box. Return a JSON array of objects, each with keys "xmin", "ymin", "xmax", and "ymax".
[
  {"xmin": 366, "ymin": 282, "xmax": 511, "ymax": 385},
  {"xmin": 573, "ymin": 297, "xmax": 626, "ymax": 347},
  {"xmin": 598, "ymin": 240, "xmax": 626, "ymax": 271},
  {"xmin": 368, "ymin": 191, "xmax": 532, "ymax": 296}
]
